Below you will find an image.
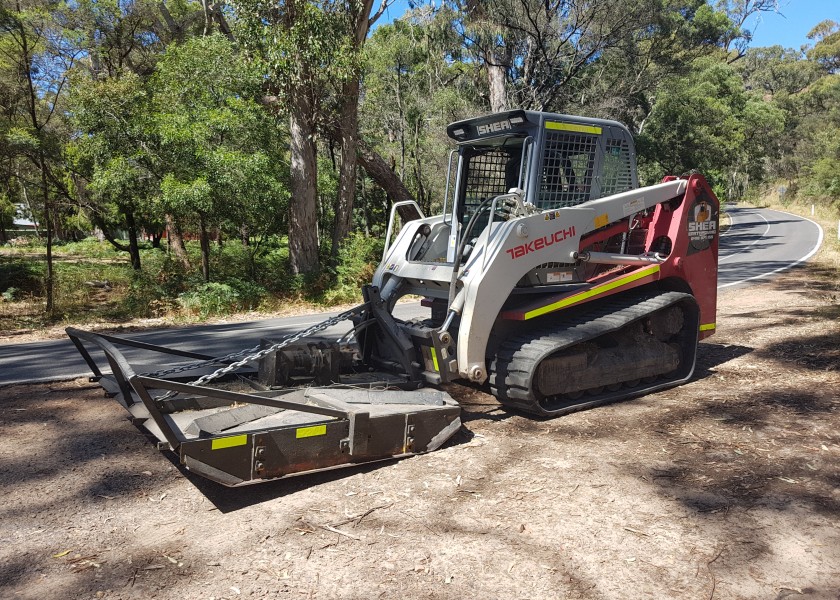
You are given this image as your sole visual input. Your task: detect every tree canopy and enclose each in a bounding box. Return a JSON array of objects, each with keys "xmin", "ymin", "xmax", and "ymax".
[{"xmin": 1, "ymin": 0, "xmax": 837, "ymax": 315}]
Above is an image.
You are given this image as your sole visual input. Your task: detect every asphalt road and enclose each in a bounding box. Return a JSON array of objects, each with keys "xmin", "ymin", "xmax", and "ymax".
[
  {"xmin": 0, "ymin": 206, "xmax": 823, "ymax": 387},
  {"xmin": 718, "ymin": 206, "xmax": 823, "ymax": 289}
]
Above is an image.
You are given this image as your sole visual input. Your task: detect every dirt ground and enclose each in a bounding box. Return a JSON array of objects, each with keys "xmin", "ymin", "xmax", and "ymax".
[{"xmin": 1, "ymin": 265, "xmax": 839, "ymax": 600}]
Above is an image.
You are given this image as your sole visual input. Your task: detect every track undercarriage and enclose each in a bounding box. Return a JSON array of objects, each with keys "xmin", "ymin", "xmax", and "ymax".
[{"xmin": 488, "ymin": 291, "xmax": 700, "ymax": 416}]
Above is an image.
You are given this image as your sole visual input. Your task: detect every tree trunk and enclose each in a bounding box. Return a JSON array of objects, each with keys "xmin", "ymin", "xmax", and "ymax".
[
  {"xmin": 331, "ymin": 77, "xmax": 361, "ymax": 261},
  {"xmin": 18, "ymin": 164, "xmax": 41, "ymax": 239},
  {"xmin": 361, "ymin": 177, "xmax": 370, "ymax": 236},
  {"xmin": 52, "ymin": 202, "xmax": 66, "ymax": 241},
  {"xmin": 165, "ymin": 213, "xmax": 191, "ymax": 270},
  {"xmin": 487, "ymin": 54, "xmax": 507, "ymax": 112},
  {"xmin": 124, "ymin": 208, "xmax": 142, "ymax": 271},
  {"xmin": 357, "ymin": 139, "xmax": 415, "ymax": 202},
  {"xmin": 288, "ymin": 107, "xmax": 320, "ymax": 274},
  {"xmin": 199, "ymin": 213, "xmax": 211, "ymax": 282},
  {"xmin": 39, "ymin": 152, "xmax": 54, "ymax": 316},
  {"xmin": 413, "ymin": 119, "xmax": 428, "ymax": 213}
]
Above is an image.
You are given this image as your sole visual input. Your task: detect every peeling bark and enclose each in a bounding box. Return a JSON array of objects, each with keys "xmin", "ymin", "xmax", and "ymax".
[{"xmin": 288, "ymin": 107, "xmax": 320, "ymax": 274}]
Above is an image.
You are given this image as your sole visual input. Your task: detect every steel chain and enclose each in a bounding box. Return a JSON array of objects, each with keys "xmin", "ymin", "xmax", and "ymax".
[
  {"xmin": 149, "ymin": 304, "xmax": 367, "ymax": 397},
  {"xmin": 142, "ymin": 345, "xmax": 262, "ymax": 378}
]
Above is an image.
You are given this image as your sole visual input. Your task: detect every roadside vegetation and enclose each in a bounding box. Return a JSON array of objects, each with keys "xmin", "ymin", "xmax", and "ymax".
[
  {"xmin": 0, "ymin": 232, "xmax": 381, "ymax": 334},
  {"xmin": 1, "ymin": 1, "xmax": 839, "ymax": 336}
]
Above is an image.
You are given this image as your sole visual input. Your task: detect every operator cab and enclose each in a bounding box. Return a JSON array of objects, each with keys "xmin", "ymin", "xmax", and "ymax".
[
  {"xmin": 390, "ymin": 110, "xmax": 639, "ymax": 267},
  {"xmin": 445, "ymin": 109, "xmax": 639, "ymax": 219}
]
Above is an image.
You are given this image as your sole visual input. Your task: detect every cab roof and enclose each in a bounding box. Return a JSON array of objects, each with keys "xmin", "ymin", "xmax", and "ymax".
[{"xmin": 446, "ymin": 110, "xmax": 632, "ymax": 144}]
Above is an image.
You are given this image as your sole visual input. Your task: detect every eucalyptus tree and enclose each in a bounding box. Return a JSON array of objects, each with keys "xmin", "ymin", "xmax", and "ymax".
[
  {"xmin": 152, "ymin": 33, "xmax": 287, "ymax": 282},
  {"xmin": 65, "ymin": 0, "xmax": 205, "ymax": 271},
  {"xmin": 636, "ymin": 57, "xmax": 783, "ymax": 197},
  {"xmin": 714, "ymin": 0, "xmax": 779, "ymax": 60},
  {"xmin": 445, "ymin": 0, "xmax": 732, "ymax": 114},
  {"xmin": 233, "ymin": 0, "xmax": 398, "ymax": 273},
  {"xmin": 0, "ymin": 0, "xmax": 78, "ymax": 314},
  {"xmin": 68, "ymin": 70, "xmax": 161, "ymax": 271},
  {"xmin": 327, "ymin": 0, "xmax": 395, "ymax": 262},
  {"xmin": 807, "ymin": 20, "xmax": 840, "ymax": 75},
  {"xmin": 233, "ymin": 0, "xmax": 345, "ymax": 274},
  {"xmin": 362, "ymin": 8, "xmax": 479, "ymax": 214}
]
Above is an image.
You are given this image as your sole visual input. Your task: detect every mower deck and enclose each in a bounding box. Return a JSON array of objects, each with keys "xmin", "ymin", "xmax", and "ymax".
[{"xmin": 67, "ymin": 328, "xmax": 461, "ymax": 487}]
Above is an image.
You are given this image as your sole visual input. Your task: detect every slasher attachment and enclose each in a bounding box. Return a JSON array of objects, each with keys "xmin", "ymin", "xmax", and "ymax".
[{"xmin": 66, "ymin": 319, "xmax": 460, "ymax": 487}]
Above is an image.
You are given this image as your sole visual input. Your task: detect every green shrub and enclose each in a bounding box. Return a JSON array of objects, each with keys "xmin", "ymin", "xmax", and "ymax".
[
  {"xmin": 0, "ymin": 258, "xmax": 44, "ymax": 295},
  {"xmin": 121, "ymin": 270, "xmax": 176, "ymax": 318},
  {"xmin": 211, "ymin": 242, "xmax": 254, "ymax": 281},
  {"xmin": 179, "ymin": 282, "xmax": 237, "ymax": 318},
  {"xmin": 177, "ymin": 278, "xmax": 267, "ymax": 318},
  {"xmin": 227, "ymin": 277, "xmax": 267, "ymax": 309},
  {"xmin": 320, "ymin": 233, "xmax": 383, "ymax": 304},
  {"xmin": 57, "ymin": 237, "xmax": 123, "ymax": 258}
]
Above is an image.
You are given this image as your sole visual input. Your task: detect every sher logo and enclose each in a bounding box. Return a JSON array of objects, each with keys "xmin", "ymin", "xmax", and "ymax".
[
  {"xmin": 477, "ymin": 119, "xmax": 512, "ymax": 135},
  {"xmin": 688, "ymin": 220, "xmax": 716, "ymax": 233},
  {"xmin": 506, "ymin": 226, "xmax": 576, "ymax": 259}
]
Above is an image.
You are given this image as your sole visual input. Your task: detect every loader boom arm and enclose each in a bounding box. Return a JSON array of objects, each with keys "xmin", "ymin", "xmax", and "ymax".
[{"xmin": 452, "ymin": 179, "xmax": 689, "ymax": 382}]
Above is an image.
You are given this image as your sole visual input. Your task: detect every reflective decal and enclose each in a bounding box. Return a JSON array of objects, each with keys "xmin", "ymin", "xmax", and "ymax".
[
  {"xmin": 211, "ymin": 435, "xmax": 248, "ymax": 450},
  {"xmin": 296, "ymin": 425, "xmax": 327, "ymax": 439}
]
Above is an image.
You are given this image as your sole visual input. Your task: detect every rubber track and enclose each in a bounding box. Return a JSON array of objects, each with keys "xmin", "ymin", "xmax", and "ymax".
[{"xmin": 489, "ymin": 291, "xmax": 699, "ymax": 417}]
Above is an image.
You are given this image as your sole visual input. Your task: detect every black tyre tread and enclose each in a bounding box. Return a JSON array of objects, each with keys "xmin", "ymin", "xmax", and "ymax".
[{"xmin": 489, "ymin": 291, "xmax": 699, "ymax": 417}]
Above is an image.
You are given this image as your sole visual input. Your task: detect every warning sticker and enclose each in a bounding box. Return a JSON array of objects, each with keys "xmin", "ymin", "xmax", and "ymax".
[
  {"xmin": 623, "ymin": 197, "xmax": 645, "ymax": 216},
  {"xmin": 546, "ymin": 271, "xmax": 573, "ymax": 283},
  {"xmin": 296, "ymin": 425, "xmax": 327, "ymax": 439},
  {"xmin": 594, "ymin": 213, "xmax": 610, "ymax": 228}
]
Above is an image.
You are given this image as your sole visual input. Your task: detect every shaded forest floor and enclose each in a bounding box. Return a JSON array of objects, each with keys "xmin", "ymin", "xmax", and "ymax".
[{"xmin": 1, "ymin": 252, "xmax": 839, "ymax": 599}]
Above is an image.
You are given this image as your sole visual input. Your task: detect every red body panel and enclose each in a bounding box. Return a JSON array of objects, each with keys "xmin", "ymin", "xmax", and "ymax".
[
  {"xmin": 657, "ymin": 175, "xmax": 719, "ymax": 338},
  {"xmin": 500, "ymin": 174, "xmax": 719, "ymax": 338}
]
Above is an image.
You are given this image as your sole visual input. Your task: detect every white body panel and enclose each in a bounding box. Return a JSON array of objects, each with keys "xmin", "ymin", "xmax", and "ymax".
[{"xmin": 373, "ymin": 180, "xmax": 687, "ymax": 383}]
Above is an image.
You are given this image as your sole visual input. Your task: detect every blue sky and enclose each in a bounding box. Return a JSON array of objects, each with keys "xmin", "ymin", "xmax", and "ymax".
[
  {"xmin": 378, "ymin": 0, "xmax": 839, "ymax": 51},
  {"xmin": 747, "ymin": 0, "xmax": 838, "ymax": 49}
]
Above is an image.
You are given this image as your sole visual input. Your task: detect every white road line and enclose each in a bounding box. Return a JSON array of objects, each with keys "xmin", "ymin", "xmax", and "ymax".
[
  {"xmin": 719, "ymin": 206, "xmax": 739, "ymax": 238},
  {"xmin": 718, "ymin": 209, "xmax": 824, "ymax": 289},
  {"xmin": 718, "ymin": 211, "xmax": 770, "ymax": 263}
]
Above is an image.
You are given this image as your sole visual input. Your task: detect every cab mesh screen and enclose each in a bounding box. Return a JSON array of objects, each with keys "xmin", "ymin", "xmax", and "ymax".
[
  {"xmin": 600, "ymin": 139, "xmax": 633, "ymax": 197},
  {"xmin": 538, "ymin": 131, "xmax": 597, "ymax": 209},
  {"xmin": 461, "ymin": 148, "xmax": 520, "ymax": 225}
]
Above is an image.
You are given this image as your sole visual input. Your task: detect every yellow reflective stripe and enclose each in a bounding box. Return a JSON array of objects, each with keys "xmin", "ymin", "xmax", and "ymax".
[
  {"xmin": 211, "ymin": 435, "xmax": 248, "ymax": 450},
  {"xmin": 430, "ymin": 346, "xmax": 439, "ymax": 372},
  {"xmin": 296, "ymin": 424, "xmax": 327, "ymax": 439},
  {"xmin": 524, "ymin": 265, "xmax": 660, "ymax": 320},
  {"xmin": 545, "ymin": 121, "xmax": 602, "ymax": 135},
  {"xmin": 699, "ymin": 323, "xmax": 716, "ymax": 331}
]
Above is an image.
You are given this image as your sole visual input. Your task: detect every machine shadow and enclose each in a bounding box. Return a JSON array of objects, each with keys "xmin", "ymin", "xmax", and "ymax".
[
  {"xmin": 693, "ymin": 341, "xmax": 754, "ymax": 379},
  {"xmin": 167, "ymin": 424, "xmax": 479, "ymax": 513}
]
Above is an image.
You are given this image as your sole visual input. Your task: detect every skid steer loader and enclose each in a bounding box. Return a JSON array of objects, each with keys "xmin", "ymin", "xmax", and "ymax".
[{"xmin": 67, "ymin": 110, "xmax": 719, "ymax": 486}]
